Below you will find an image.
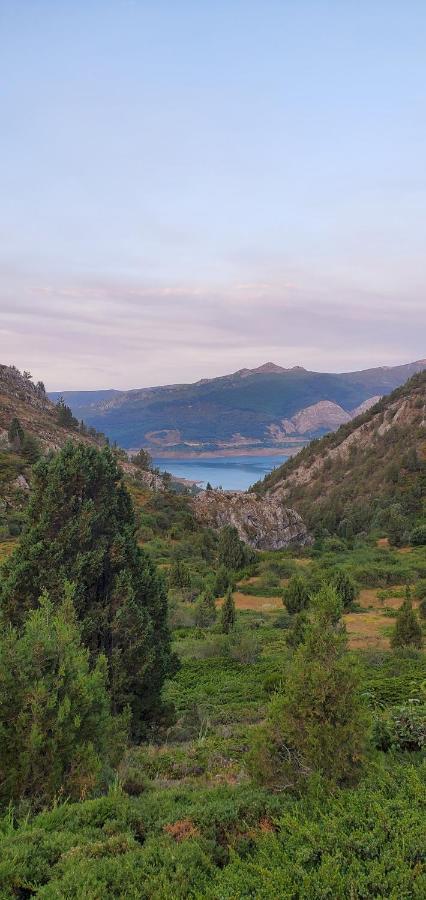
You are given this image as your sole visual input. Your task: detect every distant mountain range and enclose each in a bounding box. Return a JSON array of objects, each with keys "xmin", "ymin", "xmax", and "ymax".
[{"xmin": 49, "ymin": 359, "xmax": 426, "ymax": 454}]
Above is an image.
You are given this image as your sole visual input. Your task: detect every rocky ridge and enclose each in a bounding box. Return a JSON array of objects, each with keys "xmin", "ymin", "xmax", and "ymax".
[{"xmin": 193, "ymin": 489, "xmax": 311, "ymax": 550}]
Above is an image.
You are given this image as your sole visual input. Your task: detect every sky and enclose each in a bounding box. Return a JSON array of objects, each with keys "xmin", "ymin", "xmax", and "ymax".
[{"xmin": 0, "ymin": 1, "xmax": 425, "ymax": 390}]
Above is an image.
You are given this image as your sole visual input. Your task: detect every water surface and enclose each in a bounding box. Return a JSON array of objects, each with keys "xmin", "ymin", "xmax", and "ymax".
[{"xmin": 153, "ymin": 454, "xmax": 288, "ymax": 491}]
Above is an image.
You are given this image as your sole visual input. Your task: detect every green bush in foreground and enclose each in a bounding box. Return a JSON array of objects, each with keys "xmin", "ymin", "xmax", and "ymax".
[
  {"xmin": 0, "ymin": 765, "xmax": 424, "ymax": 898},
  {"xmin": 0, "ymin": 587, "xmax": 127, "ymax": 811}
]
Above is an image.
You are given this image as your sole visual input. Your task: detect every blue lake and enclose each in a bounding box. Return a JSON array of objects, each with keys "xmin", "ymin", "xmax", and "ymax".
[{"xmin": 153, "ymin": 454, "xmax": 289, "ymax": 492}]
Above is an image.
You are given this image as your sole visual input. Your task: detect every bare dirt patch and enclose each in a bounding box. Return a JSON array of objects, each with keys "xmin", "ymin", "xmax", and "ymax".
[{"xmin": 217, "ymin": 592, "xmax": 282, "ymax": 612}]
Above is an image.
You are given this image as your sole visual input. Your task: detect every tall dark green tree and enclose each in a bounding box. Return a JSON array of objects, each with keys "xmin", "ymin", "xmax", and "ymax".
[
  {"xmin": 283, "ymin": 575, "xmax": 310, "ymax": 615},
  {"xmin": 331, "ymin": 569, "xmax": 359, "ymax": 609},
  {"xmin": 8, "ymin": 417, "xmax": 24, "ymax": 451},
  {"xmin": 221, "ymin": 588, "xmax": 236, "ymax": 633},
  {"xmin": 217, "ymin": 526, "xmax": 253, "ymax": 570},
  {"xmin": 0, "ymin": 442, "xmax": 178, "ymax": 738},
  {"xmin": 391, "ymin": 589, "xmax": 423, "ymax": 650}
]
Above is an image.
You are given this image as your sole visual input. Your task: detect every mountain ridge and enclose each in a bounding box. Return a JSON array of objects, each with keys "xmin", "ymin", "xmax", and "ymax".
[{"xmin": 49, "ymin": 358, "xmax": 426, "ymax": 452}]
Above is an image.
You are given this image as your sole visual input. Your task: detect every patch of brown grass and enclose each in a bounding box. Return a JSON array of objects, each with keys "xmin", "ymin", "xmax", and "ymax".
[
  {"xmin": 344, "ymin": 611, "xmax": 392, "ymax": 650},
  {"xmin": 217, "ymin": 592, "xmax": 282, "ymax": 612},
  {"xmin": 0, "ymin": 539, "xmax": 17, "ymax": 564}
]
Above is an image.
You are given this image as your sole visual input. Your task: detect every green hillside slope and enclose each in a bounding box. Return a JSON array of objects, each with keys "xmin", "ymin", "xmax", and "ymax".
[{"xmin": 256, "ymin": 371, "xmax": 426, "ymax": 540}]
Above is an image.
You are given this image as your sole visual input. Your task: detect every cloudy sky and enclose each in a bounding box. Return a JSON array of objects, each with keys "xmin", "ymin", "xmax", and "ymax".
[{"xmin": 1, "ymin": 1, "xmax": 425, "ymax": 390}]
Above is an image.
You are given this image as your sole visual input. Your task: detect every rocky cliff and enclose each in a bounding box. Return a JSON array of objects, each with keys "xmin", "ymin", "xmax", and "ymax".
[{"xmin": 193, "ymin": 489, "xmax": 311, "ymax": 550}]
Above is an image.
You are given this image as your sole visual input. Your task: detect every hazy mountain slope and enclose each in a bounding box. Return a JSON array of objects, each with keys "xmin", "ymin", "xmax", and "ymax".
[
  {"xmin": 256, "ymin": 371, "xmax": 426, "ymax": 538},
  {"xmin": 50, "ymin": 359, "xmax": 426, "ymax": 451}
]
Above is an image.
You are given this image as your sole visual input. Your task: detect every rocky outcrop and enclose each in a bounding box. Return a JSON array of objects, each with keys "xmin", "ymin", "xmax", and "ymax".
[{"xmin": 193, "ymin": 489, "xmax": 311, "ymax": 550}]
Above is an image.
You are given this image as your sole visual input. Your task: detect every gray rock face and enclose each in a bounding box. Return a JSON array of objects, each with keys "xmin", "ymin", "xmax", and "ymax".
[{"xmin": 193, "ymin": 490, "xmax": 311, "ymax": 550}]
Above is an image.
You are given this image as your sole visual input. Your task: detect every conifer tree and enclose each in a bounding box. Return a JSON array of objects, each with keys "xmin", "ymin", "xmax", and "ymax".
[
  {"xmin": 332, "ymin": 569, "xmax": 358, "ymax": 609},
  {"xmin": 218, "ymin": 525, "xmax": 253, "ymax": 570},
  {"xmin": 194, "ymin": 590, "xmax": 217, "ymax": 628},
  {"xmin": 0, "ymin": 586, "xmax": 126, "ymax": 809},
  {"xmin": 391, "ymin": 588, "xmax": 423, "ymax": 650},
  {"xmin": 250, "ymin": 586, "xmax": 366, "ymax": 789},
  {"xmin": 221, "ymin": 588, "xmax": 236, "ymax": 633},
  {"xmin": 0, "ymin": 442, "xmax": 178, "ymax": 738},
  {"xmin": 213, "ymin": 564, "xmax": 234, "ymax": 598},
  {"xmin": 8, "ymin": 417, "xmax": 24, "ymax": 450},
  {"xmin": 283, "ymin": 575, "xmax": 310, "ymax": 615}
]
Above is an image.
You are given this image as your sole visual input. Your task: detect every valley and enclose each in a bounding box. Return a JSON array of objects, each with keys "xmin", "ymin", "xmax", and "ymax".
[{"xmin": 0, "ymin": 362, "xmax": 424, "ymax": 897}]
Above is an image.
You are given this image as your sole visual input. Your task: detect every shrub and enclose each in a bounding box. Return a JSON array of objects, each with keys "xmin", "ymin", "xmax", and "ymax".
[
  {"xmin": 411, "ymin": 525, "xmax": 426, "ymax": 546},
  {"xmin": 282, "ymin": 575, "xmax": 310, "ymax": 615},
  {"xmin": 228, "ymin": 631, "xmax": 261, "ymax": 664},
  {"xmin": 373, "ymin": 704, "xmax": 426, "ymax": 752}
]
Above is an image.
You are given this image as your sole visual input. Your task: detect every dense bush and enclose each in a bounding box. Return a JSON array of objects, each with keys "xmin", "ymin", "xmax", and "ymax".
[{"xmin": 373, "ymin": 703, "xmax": 426, "ymax": 752}]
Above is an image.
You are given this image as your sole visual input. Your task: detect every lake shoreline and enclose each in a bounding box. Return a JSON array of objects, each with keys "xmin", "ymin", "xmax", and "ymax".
[{"xmin": 149, "ymin": 446, "xmax": 301, "ymax": 460}]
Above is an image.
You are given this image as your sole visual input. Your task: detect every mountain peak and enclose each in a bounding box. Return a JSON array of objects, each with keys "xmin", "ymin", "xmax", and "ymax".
[{"xmin": 236, "ymin": 362, "xmax": 306, "ymax": 377}]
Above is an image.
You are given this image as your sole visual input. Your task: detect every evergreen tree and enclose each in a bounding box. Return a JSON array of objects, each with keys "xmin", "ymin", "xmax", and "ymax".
[
  {"xmin": 0, "ymin": 586, "xmax": 127, "ymax": 810},
  {"xmin": 218, "ymin": 526, "xmax": 253, "ymax": 570},
  {"xmin": 8, "ymin": 417, "xmax": 24, "ymax": 451},
  {"xmin": 283, "ymin": 575, "xmax": 310, "ymax": 615},
  {"xmin": 194, "ymin": 590, "xmax": 217, "ymax": 628},
  {"xmin": 213, "ymin": 564, "xmax": 234, "ymax": 598},
  {"xmin": 286, "ymin": 611, "xmax": 309, "ymax": 648},
  {"xmin": 249, "ymin": 586, "xmax": 366, "ymax": 790},
  {"xmin": 56, "ymin": 397, "xmax": 78, "ymax": 428},
  {"xmin": 331, "ymin": 569, "xmax": 358, "ymax": 609},
  {"xmin": 391, "ymin": 589, "xmax": 423, "ymax": 650},
  {"xmin": 169, "ymin": 559, "xmax": 192, "ymax": 592},
  {"xmin": 0, "ymin": 442, "xmax": 178, "ymax": 738},
  {"xmin": 133, "ymin": 447, "xmax": 152, "ymax": 471},
  {"xmin": 221, "ymin": 588, "xmax": 236, "ymax": 633}
]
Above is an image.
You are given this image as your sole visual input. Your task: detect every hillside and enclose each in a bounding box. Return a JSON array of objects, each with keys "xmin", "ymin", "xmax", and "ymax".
[
  {"xmin": 256, "ymin": 371, "xmax": 426, "ymax": 539},
  {"xmin": 0, "ymin": 364, "xmax": 162, "ymax": 540},
  {"xmin": 49, "ymin": 359, "xmax": 426, "ymax": 452}
]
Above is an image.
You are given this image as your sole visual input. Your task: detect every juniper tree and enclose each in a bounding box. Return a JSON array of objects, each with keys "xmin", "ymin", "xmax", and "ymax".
[
  {"xmin": 218, "ymin": 526, "xmax": 254, "ymax": 571},
  {"xmin": 221, "ymin": 588, "xmax": 236, "ymax": 633},
  {"xmin": 249, "ymin": 586, "xmax": 366, "ymax": 790},
  {"xmin": 194, "ymin": 590, "xmax": 217, "ymax": 628},
  {"xmin": 283, "ymin": 575, "xmax": 310, "ymax": 615},
  {"xmin": 8, "ymin": 417, "xmax": 24, "ymax": 451},
  {"xmin": 0, "ymin": 586, "xmax": 127, "ymax": 809},
  {"xmin": 0, "ymin": 442, "xmax": 178, "ymax": 738},
  {"xmin": 391, "ymin": 588, "xmax": 423, "ymax": 650},
  {"xmin": 331, "ymin": 569, "xmax": 359, "ymax": 609}
]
